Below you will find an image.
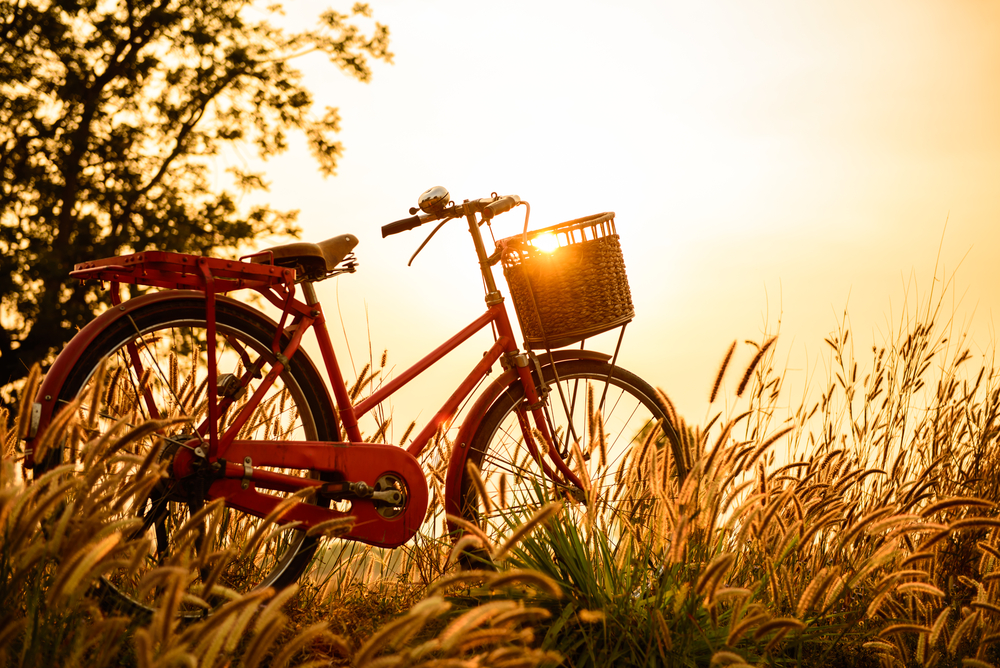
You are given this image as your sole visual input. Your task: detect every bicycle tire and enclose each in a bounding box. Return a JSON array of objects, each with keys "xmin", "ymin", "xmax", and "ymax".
[
  {"xmin": 458, "ymin": 359, "xmax": 670, "ymax": 566},
  {"xmin": 46, "ymin": 297, "xmax": 338, "ymax": 617}
]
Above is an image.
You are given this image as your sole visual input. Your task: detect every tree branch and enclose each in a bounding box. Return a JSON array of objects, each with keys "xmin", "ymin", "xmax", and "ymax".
[{"xmin": 112, "ymin": 65, "xmax": 250, "ymax": 237}]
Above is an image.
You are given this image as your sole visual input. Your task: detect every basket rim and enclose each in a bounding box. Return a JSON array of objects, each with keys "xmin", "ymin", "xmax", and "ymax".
[
  {"xmin": 521, "ymin": 311, "xmax": 635, "ymax": 350},
  {"xmin": 496, "ymin": 211, "xmax": 615, "ymax": 249}
]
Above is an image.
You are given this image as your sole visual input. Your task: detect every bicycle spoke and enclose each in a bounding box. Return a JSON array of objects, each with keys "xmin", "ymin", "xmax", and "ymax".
[
  {"xmin": 46, "ymin": 299, "xmax": 335, "ymax": 616},
  {"xmin": 458, "ymin": 360, "xmax": 668, "ymax": 566}
]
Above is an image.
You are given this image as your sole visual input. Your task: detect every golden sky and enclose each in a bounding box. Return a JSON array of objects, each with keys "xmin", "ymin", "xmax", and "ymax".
[{"xmin": 241, "ymin": 0, "xmax": 1000, "ymax": 429}]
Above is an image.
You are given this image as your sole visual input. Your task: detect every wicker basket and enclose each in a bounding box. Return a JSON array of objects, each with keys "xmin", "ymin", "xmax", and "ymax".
[{"xmin": 498, "ymin": 212, "xmax": 634, "ymax": 349}]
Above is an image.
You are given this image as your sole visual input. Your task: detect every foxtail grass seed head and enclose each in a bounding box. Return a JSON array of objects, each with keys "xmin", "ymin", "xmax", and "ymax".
[
  {"xmin": 16, "ymin": 363, "xmax": 42, "ymax": 440},
  {"xmin": 400, "ymin": 420, "xmax": 416, "ymax": 446},
  {"xmin": 711, "ymin": 650, "xmax": 753, "ymax": 667},
  {"xmin": 466, "ymin": 460, "xmax": 493, "ymax": 515},
  {"xmin": 306, "ymin": 516, "xmax": 357, "ymax": 538},
  {"xmin": 349, "ymin": 362, "xmax": 372, "ymax": 402},
  {"xmin": 487, "ymin": 569, "xmax": 563, "ymax": 598},
  {"xmin": 948, "ymin": 610, "xmax": 980, "ymax": 656},
  {"xmin": 570, "ymin": 439, "xmax": 590, "ymax": 491},
  {"xmin": 587, "ymin": 384, "xmax": 596, "ymax": 438},
  {"xmin": 752, "ymin": 617, "xmax": 805, "ymax": 642},
  {"xmin": 737, "ymin": 336, "xmax": 776, "ymax": 397},
  {"xmin": 447, "ymin": 535, "xmax": 485, "ymax": 568},
  {"xmin": 531, "ymin": 427, "xmax": 549, "ymax": 457},
  {"xmin": 447, "ymin": 514, "xmax": 494, "ymax": 555},
  {"xmin": 596, "ymin": 412, "xmax": 607, "ymax": 469},
  {"xmin": 696, "ymin": 552, "xmax": 736, "ymax": 599},
  {"xmin": 491, "ymin": 502, "xmax": 562, "ymax": 563},
  {"xmin": 796, "ymin": 567, "xmax": 834, "ymax": 619},
  {"xmin": 577, "ymin": 609, "xmax": 605, "ymax": 624},
  {"xmin": 84, "ymin": 360, "xmax": 110, "ymax": 431},
  {"xmin": 710, "ymin": 340, "xmax": 737, "ymax": 404}
]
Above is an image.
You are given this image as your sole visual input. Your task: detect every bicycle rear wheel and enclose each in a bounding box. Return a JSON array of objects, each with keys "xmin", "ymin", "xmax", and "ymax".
[
  {"xmin": 45, "ymin": 297, "xmax": 338, "ymax": 616},
  {"xmin": 459, "ymin": 359, "xmax": 670, "ymax": 563}
]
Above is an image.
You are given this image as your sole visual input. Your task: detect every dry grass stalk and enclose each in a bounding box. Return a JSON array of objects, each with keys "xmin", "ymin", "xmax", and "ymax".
[
  {"xmin": 14, "ymin": 272, "xmax": 1000, "ymax": 667},
  {"xmin": 350, "ymin": 591, "xmax": 557, "ymax": 668},
  {"xmin": 751, "ymin": 617, "xmax": 805, "ymax": 641},
  {"xmin": 487, "ymin": 569, "xmax": 563, "ymax": 598},
  {"xmin": 399, "ymin": 420, "xmax": 417, "ymax": 446},
  {"xmin": 711, "ymin": 650, "xmax": 754, "ymax": 667},
  {"xmin": 491, "ymin": 501, "xmax": 562, "ymax": 562},
  {"xmin": 725, "ymin": 607, "xmax": 768, "ymax": 648},
  {"xmin": 465, "ymin": 460, "xmax": 493, "ymax": 515},
  {"xmin": 948, "ymin": 610, "xmax": 981, "ymax": 656},
  {"xmin": 445, "ymin": 514, "xmax": 494, "ymax": 555},
  {"xmin": 695, "ymin": 552, "xmax": 735, "ymax": 598},
  {"xmin": 16, "ymin": 364, "xmax": 43, "ymax": 441},
  {"xmin": 737, "ymin": 336, "xmax": 776, "ymax": 397},
  {"xmin": 710, "ymin": 340, "xmax": 737, "ymax": 404},
  {"xmin": 305, "ymin": 515, "xmax": 356, "ymax": 538},
  {"xmin": 446, "ymin": 535, "xmax": 484, "ymax": 568},
  {"xmin": 2, "ymin": 406, "xmax": 355, "ymax": 667}
]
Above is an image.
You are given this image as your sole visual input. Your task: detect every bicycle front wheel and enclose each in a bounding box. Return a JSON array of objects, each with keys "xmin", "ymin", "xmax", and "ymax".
[
  {"xmin": 45, "ymin": 296, "xmax": 338, "ymax": 616},
  {"xmin": 459, "ymin": 359, "xmax": 670, "ymax": 562}
]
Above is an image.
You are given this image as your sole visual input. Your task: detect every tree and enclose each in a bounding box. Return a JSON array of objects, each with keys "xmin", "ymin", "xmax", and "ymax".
[{"xmin": 0, "ymin": 0, "xmax": 391, "ymax": 401}]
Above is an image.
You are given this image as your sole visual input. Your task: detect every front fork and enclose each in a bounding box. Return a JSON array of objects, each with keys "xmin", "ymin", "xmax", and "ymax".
[{"xmin": 509, "ymin": 353, "xmax": 586, "ymax": 491}]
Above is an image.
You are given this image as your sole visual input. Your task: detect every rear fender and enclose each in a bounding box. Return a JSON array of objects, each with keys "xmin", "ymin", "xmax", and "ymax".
[
  {"xmin": 443, "ymin": 349, "xmax": 611, "ymax": 523},
  {"xmin": 25, "ymin": 291, "xmax": 333, "ymax": 467}
]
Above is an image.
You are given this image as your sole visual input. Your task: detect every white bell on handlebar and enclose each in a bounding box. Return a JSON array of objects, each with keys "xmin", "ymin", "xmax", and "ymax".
[{"xmin": 417, "ymin": 186, "xmax": 450, "ymax": 214}]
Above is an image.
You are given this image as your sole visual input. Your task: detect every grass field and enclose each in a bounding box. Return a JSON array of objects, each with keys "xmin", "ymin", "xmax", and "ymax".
[{"xmin": 3, "ymin": 281, "xmax": 1000, "ymax": 667}]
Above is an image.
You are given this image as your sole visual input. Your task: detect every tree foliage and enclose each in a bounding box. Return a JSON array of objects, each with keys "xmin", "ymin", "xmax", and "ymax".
[{"xmin": 0, "ymin": 0, "xmax": 391, "ymax": 396}]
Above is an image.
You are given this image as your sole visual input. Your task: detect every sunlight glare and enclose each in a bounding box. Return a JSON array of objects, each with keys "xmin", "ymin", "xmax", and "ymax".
[{"xmin": 531, "ymin": 232, "xmax": 560, "ymax": 253}]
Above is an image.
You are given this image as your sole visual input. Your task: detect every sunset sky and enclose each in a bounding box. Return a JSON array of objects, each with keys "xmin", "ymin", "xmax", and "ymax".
[{"xmin": 239, "ymin": 0, "xmax": 1000, "ymax": 430}]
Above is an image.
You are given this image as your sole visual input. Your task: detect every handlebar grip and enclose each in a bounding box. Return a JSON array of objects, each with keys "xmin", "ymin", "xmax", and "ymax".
[
  {"xmin": 381, "ymin": 215, "xmax": 423, "ymax": 238},
  {"xmin": 482, "ymin": 195, "xmax": 520, "ymax": 221}
]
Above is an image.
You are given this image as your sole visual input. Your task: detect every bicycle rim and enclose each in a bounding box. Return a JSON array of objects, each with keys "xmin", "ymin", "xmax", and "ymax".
[
  {"xmin": 460, "ymin": 359, "xmax": 669, "ymax": 559},
  {"xmin": 49, "ymin": 298, "xmax": 336, "ymax": 616}
]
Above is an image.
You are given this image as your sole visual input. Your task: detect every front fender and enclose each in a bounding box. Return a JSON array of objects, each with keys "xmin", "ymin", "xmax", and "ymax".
[
  {"xmin": 25, "ymin": 291, "xmax": 332, "ymax": 467},
  {"xmin": 443, "ymin": 349, "xmax": 611, "ymax": 522}
]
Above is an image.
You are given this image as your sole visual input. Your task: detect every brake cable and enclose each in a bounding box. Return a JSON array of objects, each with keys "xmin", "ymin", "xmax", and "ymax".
[{"xmin": 407, "ymin": 218, "xmax": 451, "ymax": 266}]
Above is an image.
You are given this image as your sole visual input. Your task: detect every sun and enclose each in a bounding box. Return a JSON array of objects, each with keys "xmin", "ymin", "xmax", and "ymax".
[{"xmin": 531, "ymin": 232, "xmax": 560, "ymax": 253}]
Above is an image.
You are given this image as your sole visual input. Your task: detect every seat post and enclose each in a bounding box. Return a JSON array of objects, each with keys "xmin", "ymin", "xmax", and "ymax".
[{"xmin": 301, "ymin": 280, "xmax": 320, "ymax": 307}]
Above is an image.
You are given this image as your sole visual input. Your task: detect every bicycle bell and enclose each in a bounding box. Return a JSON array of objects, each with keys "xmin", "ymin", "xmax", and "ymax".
[{"xmin": 417, "ymin": 186, "xmax": 450, "ymax": 214}]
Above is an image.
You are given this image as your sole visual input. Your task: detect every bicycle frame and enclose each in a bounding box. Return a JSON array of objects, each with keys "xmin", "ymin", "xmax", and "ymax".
[{"xmin": 27, "ymin": 200, "xmax": 591, "ymax": 549}]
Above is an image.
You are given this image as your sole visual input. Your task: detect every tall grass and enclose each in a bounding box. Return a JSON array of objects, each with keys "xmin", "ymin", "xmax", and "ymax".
[
  {"xmin": 8, "ymin": 274, "xmax": 1000, "ymax": 667},
  {"xmin": 0, "ymin": 393, "xmax": 354, "ymax": 667},
  {"xmin": 473, "ymin": 282, "xmax": 1000, "ymax": 667},
  {"xmin": 0, "ymin": 368, "xmax": 562, "ymax": 667}
]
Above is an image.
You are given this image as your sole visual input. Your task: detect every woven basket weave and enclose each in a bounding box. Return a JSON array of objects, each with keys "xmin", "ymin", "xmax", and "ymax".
[{"xmin": 498, "ymin": 212, "xmax": 634, "ymax": 349}]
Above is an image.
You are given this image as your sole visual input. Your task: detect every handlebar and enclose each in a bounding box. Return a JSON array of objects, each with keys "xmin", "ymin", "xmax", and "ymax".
[
  {"xmin": 381, "ymin": 215, "xmax": 423, "ymax": 238},
  {"xmin": 482, "ymin": 195, "xmax": 520, "ymax": 221},
  {"xmin": 380, "ymin": 192, "xmax": 523, "ymax": 238}
]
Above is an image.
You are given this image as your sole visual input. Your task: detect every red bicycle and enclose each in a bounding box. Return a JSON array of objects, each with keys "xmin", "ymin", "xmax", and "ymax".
[{"xmin": 25, "ymin": 187, "xmax": 670, "ymax": 614}]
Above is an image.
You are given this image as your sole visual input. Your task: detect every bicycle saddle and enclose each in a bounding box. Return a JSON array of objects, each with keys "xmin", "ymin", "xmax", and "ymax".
[{"xmin": 251, "ymin": 234, "xmax": 359, "ymax": 278}]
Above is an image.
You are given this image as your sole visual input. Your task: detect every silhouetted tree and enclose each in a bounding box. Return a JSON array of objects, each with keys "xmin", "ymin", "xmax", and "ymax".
[{"xmin": 0, "ymin": 0, "xmax": 390, "ymax": 399}]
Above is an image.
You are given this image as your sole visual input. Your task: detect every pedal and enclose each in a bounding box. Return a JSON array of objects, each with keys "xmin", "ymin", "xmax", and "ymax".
[{"xmin": 319, "ymin": 480, "xmax": 403, "ymax": 507}]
